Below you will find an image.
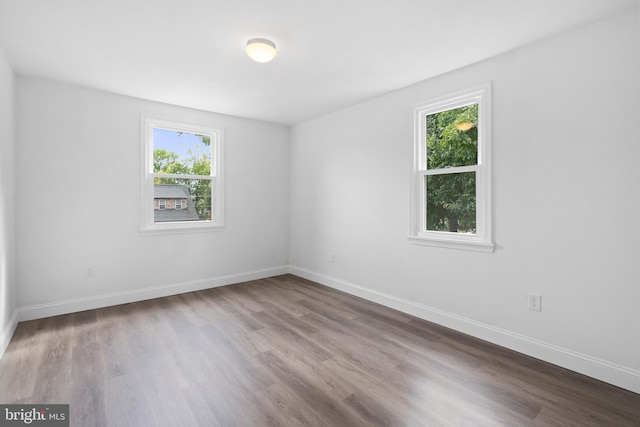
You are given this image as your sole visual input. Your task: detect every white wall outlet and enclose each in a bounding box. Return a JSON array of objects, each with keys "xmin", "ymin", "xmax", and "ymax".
[
  {"xmin": 85, "ymin": 265, "xmax": 95, "ymax": 278},
  {"xmin": 527, "ymin": 292, "xmax": 541, "ymax": 311},
  {"xmin": 329, "ymin": 252, "xmax": 335, "ymax": 263}
]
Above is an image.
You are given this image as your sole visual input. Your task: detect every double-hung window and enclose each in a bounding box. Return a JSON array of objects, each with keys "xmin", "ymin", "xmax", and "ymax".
[
  {"xmin": 141, "ymin": 117, "xmax": 224, "ymax": 234},
  {"xmin": 410, "ymin": 84, "xmax": 493, "ymax": 252}
]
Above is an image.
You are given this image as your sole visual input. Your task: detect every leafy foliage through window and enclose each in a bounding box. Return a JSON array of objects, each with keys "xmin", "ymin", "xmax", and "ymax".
[
  {"xmin": 425, "ymin": 104, "xmax": 478, "ymax": 233},
  {"xmin": 153, "ymin": 129, "xmax": 212, "ymax": 221}
]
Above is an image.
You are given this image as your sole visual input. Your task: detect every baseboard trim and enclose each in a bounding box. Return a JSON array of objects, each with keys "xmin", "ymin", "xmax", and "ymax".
[
  {"xmin": 0, "ymin": 310, "xmax": 18, "ymax": 359},
  {"xmin": 289, "ymin": 265, "xmax": 640, "ymax": 395},
  {"xmin": 17, "ymin": 266, "xmax": 289, "ymax": 322}
]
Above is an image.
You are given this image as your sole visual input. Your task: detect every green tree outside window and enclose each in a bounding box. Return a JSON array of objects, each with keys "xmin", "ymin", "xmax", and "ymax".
[{"xmin": 425, "ymin": 104, "xmax": 478, "ymax": 233}]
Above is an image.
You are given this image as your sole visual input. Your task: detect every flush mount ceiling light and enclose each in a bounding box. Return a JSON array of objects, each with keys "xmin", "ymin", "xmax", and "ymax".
[{"xmin": 246, "ymin": 38, "xmax": 277, "ymax": 63}]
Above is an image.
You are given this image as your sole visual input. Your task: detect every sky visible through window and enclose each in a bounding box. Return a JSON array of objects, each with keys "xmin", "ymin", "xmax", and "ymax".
[{"xmin": 153, "ymin": 128, "xmax": 205, "ymax": 164}]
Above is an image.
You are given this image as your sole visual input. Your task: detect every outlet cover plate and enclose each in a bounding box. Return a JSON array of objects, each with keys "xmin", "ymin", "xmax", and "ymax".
[{"xmin": 527, "ymin": 293, "xmax": 541, "ymax": 311}]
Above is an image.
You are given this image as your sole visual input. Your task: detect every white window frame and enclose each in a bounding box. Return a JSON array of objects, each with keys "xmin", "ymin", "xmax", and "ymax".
[
  {"xmin": 409, "ymin": 83, "xmax": 493, "ymax": 252},
  {"xmin": 141, "ymin": 116, "xmax": 225, "ymax": 235},
  {"xmin": 158, "ymin": 199, "xmax": 166, "ymax": 210},
  {"xmin": 175, "ymin": 200, "xmax": 183, "ymax": 210}
]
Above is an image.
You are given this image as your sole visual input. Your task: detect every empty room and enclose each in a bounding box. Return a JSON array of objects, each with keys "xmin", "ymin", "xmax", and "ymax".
[{"xmin": 0, "ymin": 0, "xmax": 639, "ymax": 425}]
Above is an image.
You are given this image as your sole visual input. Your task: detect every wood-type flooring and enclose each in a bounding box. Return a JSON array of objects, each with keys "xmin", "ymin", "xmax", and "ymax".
[{"xmin": 1, "ymin": 274, "xmax": 639, "ymax": 426}]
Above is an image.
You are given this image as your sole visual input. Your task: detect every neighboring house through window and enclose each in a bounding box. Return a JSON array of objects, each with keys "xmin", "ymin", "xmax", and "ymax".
[
  {"xmin": 154, "ymin": 184, "xmax": 197, "ymax": 222},
  {"xmin": 409, "ymin": 84, "xmax": 493, "ymax": 252},
  {"xmin": 141, "ymin": 117, "xmax": 224, "ymax": 233}
]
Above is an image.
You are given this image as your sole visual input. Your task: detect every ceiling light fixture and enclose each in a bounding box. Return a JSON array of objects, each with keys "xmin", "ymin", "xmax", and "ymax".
[{"xmin": 246, "ymin": 38, "xmax": 277, "ymax": 63}]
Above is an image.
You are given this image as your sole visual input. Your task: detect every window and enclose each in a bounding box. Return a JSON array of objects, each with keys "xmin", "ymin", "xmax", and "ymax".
[
  {"xmin": 409, "ymin": 84, "xmax": 493, "ymax": 252},
  {"xmin": 141, "ymin": 117, "xmax": 224, "ymax": 234}
]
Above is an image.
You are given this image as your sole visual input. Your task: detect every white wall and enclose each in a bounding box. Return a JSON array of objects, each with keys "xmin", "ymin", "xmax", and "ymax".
[
  {"xmin": 290, "ymin": 10, "xmax": 640, "ymax": 392},
  {"xmin": 0, "ymin": 46, "xmax": 16, "ymax": 356},
  {"xmin": 15, "ymin": 78, "xmax": 289, "ymax": 315}
]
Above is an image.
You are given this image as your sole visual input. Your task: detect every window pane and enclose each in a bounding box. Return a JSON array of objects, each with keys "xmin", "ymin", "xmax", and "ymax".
[
  {"xmin": 153, "ymin": 128, "xmax": 211, "ymax": 176},
  {"xmin": 426, "ymin": 172, "xmax": 476, "ymax": 233},
  {"xmin": 426, "ymin": 104, "xmax": 478, "ymax": 169},
  {"xmin": 154, "ymin": 178, "xmax": 212, "ymax": 222}
]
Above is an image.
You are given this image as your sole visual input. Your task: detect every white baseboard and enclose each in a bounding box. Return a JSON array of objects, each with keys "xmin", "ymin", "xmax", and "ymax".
[
  {"xmin": 0, "ymin": 310, "xmax": 18, "ymax": 359},
  {"xmin": 289, "ymin": 265, "xmax": 640, "ymax": 395},
  {"xmin": 16, "ymin": 265, "xmax": 289, "ymax": 322}
]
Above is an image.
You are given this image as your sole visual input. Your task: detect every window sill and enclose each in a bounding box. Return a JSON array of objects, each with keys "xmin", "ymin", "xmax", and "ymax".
[
  {"xmin": 408, "ymin": 235, "xmax": 494, "ymax": 253},
  {"xmin": 141, "ymin": 222, "xmax": 226, "ymax": 236}
]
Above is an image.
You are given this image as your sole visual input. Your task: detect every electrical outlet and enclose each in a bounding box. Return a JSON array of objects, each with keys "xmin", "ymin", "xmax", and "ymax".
[
  {"xmin": 329, "ymin": 252, "xmax": 335, "ymax": 263},
  {"xmin": 527, "ymin": 293, "xmax": 541, "ymax": 311},
  {"xmin": 85, "ymin": 265, "xmax": 95, "ymax": 278}
]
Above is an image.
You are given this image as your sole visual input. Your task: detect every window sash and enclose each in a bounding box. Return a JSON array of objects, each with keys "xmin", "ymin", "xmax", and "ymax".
[
  {"xmin": 420, "ymin": 165, "xmax": 477, "ymax": 176},
  {"xmin": 417, "ymin": 167, "xmax": 481, "ymax": 236},
  {"xmin": 150, "ymin": 173, "xmax": 214, "ymax": 181}
]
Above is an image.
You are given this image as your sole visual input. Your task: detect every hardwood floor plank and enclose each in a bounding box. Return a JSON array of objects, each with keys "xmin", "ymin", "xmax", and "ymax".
[
  {"xmin": 137, "ymin": 366, "xmax": 199, "ymax": 427},
  {"xmin": 198, "ymin": 288, "xmax": 267, "ymax": 332},
  {"xmin": 270, "ymin": 348, "xmax": 356, "ymax": 400},
  {"xmin": 395, "ymin": 359, "xmax": 540, "ymax": 425},
  {"xmin": 30, "ymin": 315, "xmax": 74, "ymax": 404},
  {"xmin": 297, "ymin": 297, "xmax": 360, "ymax": 324},
  {"xmin": 70, "ymin": 340, "xmax": 107, "ymax": 427},
  {"xmin": 1, "ymin": 274, "xmax": 639, "ymax": 426},
  {"xmin": 105, "ymin": 373, "xmax": 158, "ymax": 427},
  {"xmin": 254, "ymin": 383, "xmax": 328, "ymax": 427},
  {"xmin": 255, "ymin": 350, "xmax": 362, "ymax": 426},
  {"xmin": 250, "ymin": 311, "xmax": 332, "ymax": 362},
  {"xmin": 342, "ymin": 391, "xmax": 418, "ymax": 427},
  {"xmin": 322, "ymin": 355, "xmax": 442, "ymax": 427},
  {"xmin": 0, "ymin": 322, "xmax": 43, "ymax": 402},
  {"xmin": 245, "ymin": 279, "xmax": 313, "ymax": 318},
  {"xmin": 340, "ymin": 297, "xmax": 416, "ymax": 324},
  {"xmin": 254, "ymin": 299, "xmax": 319, "ymax": 337},
  {"xmin": 302, "ymin": 313, "xmax": 407, "ymax": 374}
]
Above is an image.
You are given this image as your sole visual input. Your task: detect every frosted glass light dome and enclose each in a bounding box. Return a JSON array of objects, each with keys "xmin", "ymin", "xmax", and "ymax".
[{"xmin": 246, "ymin": 38, "xmax": 277, "ymax": 63}]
